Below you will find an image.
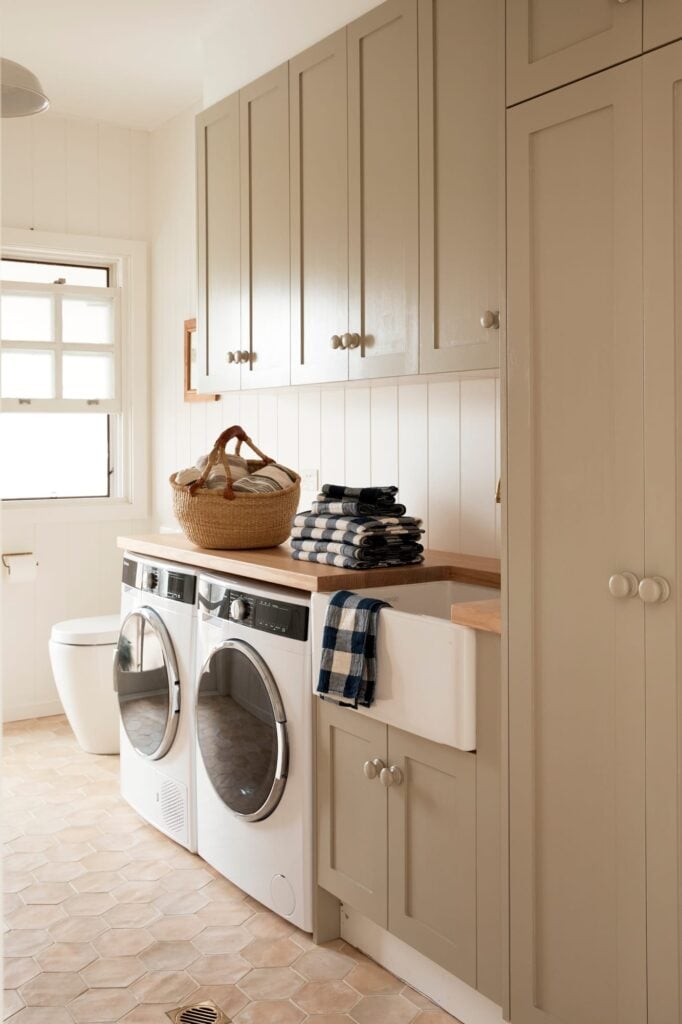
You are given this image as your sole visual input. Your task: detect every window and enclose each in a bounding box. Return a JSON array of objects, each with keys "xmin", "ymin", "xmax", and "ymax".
[{"xmin": 0, "ymin": 230, "xmax": 148, "ymax": 516}]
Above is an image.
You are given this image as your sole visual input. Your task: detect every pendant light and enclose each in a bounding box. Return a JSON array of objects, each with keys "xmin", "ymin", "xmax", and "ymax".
[{"xmin": 1, "ymin": 58, "xmax": 49, "ymax": 118}]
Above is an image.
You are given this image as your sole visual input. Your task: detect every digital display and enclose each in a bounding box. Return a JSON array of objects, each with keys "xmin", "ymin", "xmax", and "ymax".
[{"xmin": 255, "ymin": 599, "xmax": 291, "ymax": 633}]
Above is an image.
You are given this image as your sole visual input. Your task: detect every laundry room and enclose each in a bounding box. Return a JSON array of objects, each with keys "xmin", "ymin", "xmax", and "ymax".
[{"xmin": 3, "ymin": 2, "xmax": 681, "ymax": 1024}]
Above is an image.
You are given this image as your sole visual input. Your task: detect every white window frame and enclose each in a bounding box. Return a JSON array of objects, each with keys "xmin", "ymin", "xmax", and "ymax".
[{"xmin": 1, "ymin": 228, "xmax": 149, "ymax": 523}]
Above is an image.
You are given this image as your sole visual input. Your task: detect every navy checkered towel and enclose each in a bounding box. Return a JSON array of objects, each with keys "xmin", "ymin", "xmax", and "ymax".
[{"xmin": 317, "ymin": 590, "xmax": 390, "ymax": 708}]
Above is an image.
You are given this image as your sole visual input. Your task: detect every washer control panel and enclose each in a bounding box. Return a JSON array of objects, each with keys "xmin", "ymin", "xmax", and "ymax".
[
  {"xmin": 199, "ymin": 581, "xmax": 309, "ymax": 641},
  {"xmin": 122, "ymin": 557, "xmax": 196, "ymax": 605}
]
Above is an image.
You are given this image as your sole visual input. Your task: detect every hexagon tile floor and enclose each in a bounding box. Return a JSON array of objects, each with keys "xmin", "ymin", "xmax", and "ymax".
[{"xmin": 2, "ymin": 716, "xmax": 462, "ymax": 1024}]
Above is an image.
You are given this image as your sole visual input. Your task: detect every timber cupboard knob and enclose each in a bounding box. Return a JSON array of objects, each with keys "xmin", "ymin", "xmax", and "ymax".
[
  {"xmin": 608, "ymin": 572, "xmax": 639, "ymax": 599},
  {"xmin": 638, "ymin": 576, "xmax": 671, "ymax": 604},
  {"xmin": 363, "ymin": 758, "xmax": 385, "ymax": 780},
  {"xmin": 480, "ymin": 310, "xmax": 499, "ymax": 330},
  {"xmin": 226, "ymin": 352, "xmax": 235, "ymax": 364},
  {"xmin": 380, "ymin": 765, "xmax": 403, "ymax": 788},
  {"xmin": 342, "ymin": 332, "xmax": 361, "ymax": 349},
  {"xmin": 238, "ymin": 351, "xmax": 250, "ymax": 363},
  {"xmin": 331, "ymin": 335, "xmax": 343, "ymax": 349}
]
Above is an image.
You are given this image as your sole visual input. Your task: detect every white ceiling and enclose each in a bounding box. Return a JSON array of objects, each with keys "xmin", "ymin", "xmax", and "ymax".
[
  {"xmin": 0, "ymin": 0, "xmax": 384, "ymax": 133},
  {"xmin": 0, "ymin": 0, "xmax": 229, "ymax": 131}
]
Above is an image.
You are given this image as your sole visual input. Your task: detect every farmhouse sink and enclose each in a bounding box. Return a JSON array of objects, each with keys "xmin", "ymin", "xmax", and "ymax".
[{"xmin": 310, "ymin": 580, "xmax": 500, "ymax": 751}]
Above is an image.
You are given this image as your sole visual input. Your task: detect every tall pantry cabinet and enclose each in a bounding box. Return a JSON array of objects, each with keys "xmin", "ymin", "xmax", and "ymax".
[{"xmin": 507, "ymin": 40, "xmax": 682, "ymax": 1024}]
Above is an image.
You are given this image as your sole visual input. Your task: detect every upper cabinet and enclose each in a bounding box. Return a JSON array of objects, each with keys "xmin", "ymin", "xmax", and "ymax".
[
  {"xmin": 645, "ymin": 0, "xmax": 682, "ymax": 48},
  {"xmin": 506, "ymin": 0, "xmax": 643, "ymax": 105},
  {"xmin": 240, "ymin": 65, "xmax": 291, "ymax": 390},
  {"xmin": 347, "ymin": 0, "xmax": 419, "ymax": 380},
  {"xmin": 419, "ymin": 0, "xmax": 502, "ymax": 374},
  {"xmin": 289, "ymin": 32, "xmax": 349, "ymax": 386},
  {"xmin": 196, "ymin": 94, "xmax": 241, "ymax": 392}
]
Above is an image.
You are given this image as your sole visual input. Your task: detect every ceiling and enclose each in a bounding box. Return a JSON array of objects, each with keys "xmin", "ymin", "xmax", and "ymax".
[{"xmin": 0, "ymin": 0, "xmax": 228, "ymax": 131}]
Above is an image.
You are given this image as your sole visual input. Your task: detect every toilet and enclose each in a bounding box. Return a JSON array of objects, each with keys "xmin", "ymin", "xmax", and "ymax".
[{"xmin": 48, "ymin": 614, "xmax": 121, "ymax": 755}]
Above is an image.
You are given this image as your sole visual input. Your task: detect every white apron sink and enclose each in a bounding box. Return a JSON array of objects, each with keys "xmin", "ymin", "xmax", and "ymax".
[{"xmin": 311, "ymin": 580, "xmax": 500, "ymax": 751}]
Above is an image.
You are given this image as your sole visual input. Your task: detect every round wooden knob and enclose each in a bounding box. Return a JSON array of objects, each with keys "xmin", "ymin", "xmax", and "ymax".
[
  {"xmin": 363, "ymin": 758, "xmax": 385, "ymax": 780},
  {"xmin": 638, "ymin": 576, "xmax": 671, "ymax": 604},
  {"xmin": 480, "ymin": 310, "xmax": 499, "ymax": 329},
  {"xmin": 608, "ymin": 572, "xmax": 639, "ymax": 599}
]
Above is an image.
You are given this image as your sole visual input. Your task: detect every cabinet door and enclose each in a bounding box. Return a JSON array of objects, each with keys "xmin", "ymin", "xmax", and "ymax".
[
  {"xmin": 507, "ymin": 63, "xmax": 646, "ymax": 1024},
  {"xmin": 506, "ymin": 0, "xmax": 642, "ymax": 106},
  {"xmin": 645, "ymin": 0, "xmax": 682, "ymax": 49},
  {"xmin": 347, "ymin": 0, "xmax": 419, "ymax": 380},
  {"xmin": 290, "ymin": 32, "xmax": 349, "ymax": 385},
  {"xmin": 387, "ymin": 728, "xmax": 476, "ymax": 985},
  {"xmin": 316, "ymin": 700, "xmax": 388, "ymax": 927},
  {"xmin": 418, "ymin": 0, "xmax": 501, "ymax": 374},
  {"xmin": 196, "ymin": 94, "xmax": 241, "ymax": 392},
  {"xmin": 240, "ymin": 65, "xmax": 290, "ymax": 389},
  {"xmin": 642, "ymin": 41, "xmax": 682, "ymax": 1024}
]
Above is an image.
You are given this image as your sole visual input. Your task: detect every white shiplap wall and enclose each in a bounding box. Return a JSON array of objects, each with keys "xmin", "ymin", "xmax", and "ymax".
[
  {"xmin": 150, "ymin": 109, "xmax": 501, "ymax": 557},
  {"xmin": 1, "ymin": 113, "xmax": 150, "ymax": 722}
]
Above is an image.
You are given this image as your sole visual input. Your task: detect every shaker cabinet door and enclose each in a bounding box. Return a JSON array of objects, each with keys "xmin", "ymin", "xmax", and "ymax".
[
  {"xmin": 506, "ymin": 0, "xmax": 642, "ymax": 105},
  {"xmin": 196, "ymin": 93, "xmax": 242, "ymax": 392},
  {"xmin": 316, "ymin": 700, "xmax": 388, "ymax": 928},
  {"xmin": 347, "ymin": 0, "xmax": 419, "ymax": 380},
  {"xmin": 240, "ymin": 64, "xmax": 291, "ymax": 390},
  {"xmin": 642, "ymin": 41, "xmax": 682, "ymax": 1024},
  {"xmin": 290, "ymin": 31, "xmax": 349, "ymax": 385},
  {"xmin": 387, "ymin": 728, "xmax": 477, "ymax": 985},
  {"xmin": 418, "ymin": 0, "xmax": 501, "ymax": 374},
  {"xmin": 507, "ymin": 63, "xmax": 647, "ymax": 1024}
]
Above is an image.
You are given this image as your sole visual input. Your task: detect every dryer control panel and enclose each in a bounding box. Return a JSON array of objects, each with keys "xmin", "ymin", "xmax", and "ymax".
[
  {"xmin": 122, "ymin": 557, "xmax": 196, "ymax": 605},
  {"xmin": 199, "ymin": 580, "xmax": 309, "ymax": 641}
]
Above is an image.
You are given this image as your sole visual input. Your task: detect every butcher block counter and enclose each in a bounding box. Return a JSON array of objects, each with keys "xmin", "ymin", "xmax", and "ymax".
[{"xmin": 117, "ymin": 533, "xmax": 501, "ymax": 593}]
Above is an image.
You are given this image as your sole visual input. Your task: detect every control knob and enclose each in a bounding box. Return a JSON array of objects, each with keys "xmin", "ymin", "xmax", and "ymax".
[
  {"xmin": 230, "ymin": 598, "xmax": 248, "ymax": 621},
  {"xmin": 142, "ymin": 569, "xmax": 158, "ymax": 591}
]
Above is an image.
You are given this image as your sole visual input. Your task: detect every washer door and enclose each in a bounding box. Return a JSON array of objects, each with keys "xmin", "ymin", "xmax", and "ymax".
[
  {"xmin": 114, "ymin": 608, "xmax": 180, "ymax": 760},
  {"xmin": 197, "ymin": 639, "xmax": 288, "ymax": 822}
]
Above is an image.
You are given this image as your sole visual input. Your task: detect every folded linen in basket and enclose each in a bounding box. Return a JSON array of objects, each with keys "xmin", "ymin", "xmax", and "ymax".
[
  {"xmin": 317, "ymin": 590, "xmax": 390, "ymax": 707},
  {"xmin": 319, "ymin": 484, "xmax": 399, "ymax": 508},
  {"xmin": 233, "ymin": 462, "xmax": 297, "ymax": 493},
  {"xmin": 292, "ymin": 513, "xmax": 423, "ymax": 535},
  {"xmin": 174, "ymin": 453, "xmax": 249, "ymax": 488},
  {"xmin": 291, "ymin": 538, "xmax": 424, "ymax": 559},
  {"xmin": 311, "ymin": 500, "xmax": 407, "ymax": 517},
  {"xmin": 292, "ymin": 549, "xmax": 424, "ymax": 569}
]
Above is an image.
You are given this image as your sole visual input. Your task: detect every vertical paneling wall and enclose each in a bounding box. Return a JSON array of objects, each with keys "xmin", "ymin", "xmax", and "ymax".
[
  {"xmin": 1, "ymin": 113, "xmax": 150, "ymax": 722},
  {"xmin": 150, "ymin": 108, "xmax": 501, "ymax": 557}
]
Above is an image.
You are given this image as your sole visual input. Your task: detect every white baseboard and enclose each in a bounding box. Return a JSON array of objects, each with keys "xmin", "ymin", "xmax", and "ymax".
[
  {"xmin": 3, "ymin": 699, "xmax": 64, "ymax": 723},
  {"xmin": 341, "ymin": 905, "xmax": 503, "ymax": 1024}
]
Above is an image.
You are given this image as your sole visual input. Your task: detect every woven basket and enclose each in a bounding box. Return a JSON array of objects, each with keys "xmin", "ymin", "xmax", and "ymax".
[{"xmin": 171, "ymin": 425, "xmax": 300, "ymax": 549}]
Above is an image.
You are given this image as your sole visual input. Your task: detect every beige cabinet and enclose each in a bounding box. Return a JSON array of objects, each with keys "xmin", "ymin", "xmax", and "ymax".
[
  {"xmin": 506, "ymin": 48, "xmax": 682, "ymax": 1022},
  {"xmin": 196, "ymin": 93, "xmax": 241, "ymax": 392},
  {"xmin": 506, "ymin": 0, "xmax": 642, "ymax": 106},
  {"xmin": 347, "ymin": 0, "xmax": 419, "ymax": 380},
  {"xmin": 239, "ymin": 65, "xmax": 290, "ymax": 390},
  {"xmin": 316, "ymin": 701, "xmax": 477, "ymax": 980},
  {"xmin": 289, "ymin": 32, "xmax": 349, "ymax": 386},
  {"xmin": 645, "ymin": 0, "xmax": 682, "ymax": 48},
  {"xmin": 418, "ymin": 0, "xmax": 502, "ymax": 373}
]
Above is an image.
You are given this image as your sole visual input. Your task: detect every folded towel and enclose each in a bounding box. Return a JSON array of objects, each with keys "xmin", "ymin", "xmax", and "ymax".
[
  {"xmin": 175, "ymin": 452, "xmax": 250, "ymax": 487},
  {"xmin": 233, "ymin": 463, "xmax": 297, "ymax": 493},
  {"xmin": 311, "ymin": 500, "xmax": 407, "ymax": 517},
  {"xmin": 291, "ymin": 538, "xmax": 424, "ymax": 558},
  {"xmin": 320, "ymin": 484, "xmax": 398, "ymax": 508},
  {"xmin": 292, "ymin": 513, "xmax": 423, "ymax": 535},
  {"xmin": 291, "ymin": 526, "xmax": 424, "ymax": 546},
  {"xmin": 317, "ymin": 590, "xmax": 390, "ymax": 707},
  {"xmin": 292, "ymin": 549, "xmax": 424, "ymax": 569}
]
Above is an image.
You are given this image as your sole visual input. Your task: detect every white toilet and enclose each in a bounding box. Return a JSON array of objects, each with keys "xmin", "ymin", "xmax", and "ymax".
[{"xmin": 48, "ymin": 614, "xmax": 121, "ymax": 755}]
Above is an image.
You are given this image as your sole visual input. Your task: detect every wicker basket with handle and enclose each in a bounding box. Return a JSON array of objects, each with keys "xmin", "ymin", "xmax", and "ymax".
[{"xmin": 170, "ymin": 425, "xmax": 300, "ymax": 549}]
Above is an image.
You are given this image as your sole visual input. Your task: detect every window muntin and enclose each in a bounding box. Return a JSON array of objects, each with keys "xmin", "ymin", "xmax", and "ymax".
[{"xmin": 0, "ymin": 259, "xmax": 109, "ymax": 287}]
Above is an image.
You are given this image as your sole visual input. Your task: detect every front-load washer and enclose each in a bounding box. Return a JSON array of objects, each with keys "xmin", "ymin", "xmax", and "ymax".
[
  {"xmin": 195, "ymin": 573, "xmax": 313, "ymax": 931},
  {"xmin": 115, "ymin": 552, "xmax": 198, "ymax": 851}
]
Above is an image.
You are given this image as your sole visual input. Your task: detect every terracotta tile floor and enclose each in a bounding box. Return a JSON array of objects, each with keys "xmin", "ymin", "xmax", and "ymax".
[{"xmin": 2, "ymin": 716, "xmax": 461, "ymax": 1024}]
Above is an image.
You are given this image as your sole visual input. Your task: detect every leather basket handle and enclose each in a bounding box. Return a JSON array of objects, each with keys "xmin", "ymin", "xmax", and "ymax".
[{"xmin": 187, "ymin": 425, "xmax": 275, "ymax": 499}]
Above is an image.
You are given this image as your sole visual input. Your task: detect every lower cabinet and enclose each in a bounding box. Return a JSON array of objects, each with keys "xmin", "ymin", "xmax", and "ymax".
[{"xmin": 316, "ymin": 700, "xmax": 476, "ymax": 985}]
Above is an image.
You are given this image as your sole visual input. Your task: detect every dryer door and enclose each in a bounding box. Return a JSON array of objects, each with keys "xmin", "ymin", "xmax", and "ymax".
[
  {"xmin": 197, "ymin": 639, "xmax": 288, "ymax": 822},
  {"xmin": 114, "ymin": 607, "xmax": 180, "ymax": 760}
]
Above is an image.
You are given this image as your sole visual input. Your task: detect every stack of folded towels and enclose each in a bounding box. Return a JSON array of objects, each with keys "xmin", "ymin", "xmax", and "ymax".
[{"xmin": 290, "ymin": 484, "xmax": 424, "ymax": 569}]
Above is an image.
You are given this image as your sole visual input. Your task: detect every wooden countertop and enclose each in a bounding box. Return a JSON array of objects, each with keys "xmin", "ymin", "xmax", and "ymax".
[
  {"xmin": 117, "ymin": 533, "xmax": 501, "ymax": 593},
  {"xmin": 450, "ymin": 599, "xmax": 501, "ymax": 634}
]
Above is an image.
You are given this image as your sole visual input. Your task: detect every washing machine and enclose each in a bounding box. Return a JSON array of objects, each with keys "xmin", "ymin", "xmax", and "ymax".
[
  {"xmin": 195, "ymin": 573, "xmax": 313, "ymax": 931},
  {"xmin": 115, "ymin": 552, "xmax": 198, "ymax": 851}
]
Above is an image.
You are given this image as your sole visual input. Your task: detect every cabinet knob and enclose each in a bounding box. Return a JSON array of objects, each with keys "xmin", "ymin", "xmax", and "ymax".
[
  {"xmin": 343, "ymin": 332, "xmax": 361, "ymax": 349},
  {"xmin": 638, "ymin": 576, "xmax": 671, "ymax": 604},
  {"xmin": 239, "ymin": 350, "xmax": 251, "ymax": 364},
  {"xmin": 226, "ymin": 352, "xmax": 235, "ymax": 364},
  {"xmin": 616, "ymin": 0, "xmax": 631, "ymax": 4},
  {"xmin": 331, "ymin": 335, "xmax": 344, "ymax": 350},
  {"xmin": 480, "ymin": 310, "xmax": 499, "ymax": 330},
  {"xmin": 363, "ymin": 758, "xmax": 386, "ymax": 780},
  {"xmin": 380, "ymin": 765, "xmax": 403, "ymax": 788},
  {"xmin": 608, "ymin": 572, "xmax": 639, "ymax": 599}
]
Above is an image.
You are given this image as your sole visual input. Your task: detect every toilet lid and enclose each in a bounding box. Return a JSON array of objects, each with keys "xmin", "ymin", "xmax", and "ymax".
[{"xmin": 50, "ymin": 614, "xmax": 120, "ymax": 646}]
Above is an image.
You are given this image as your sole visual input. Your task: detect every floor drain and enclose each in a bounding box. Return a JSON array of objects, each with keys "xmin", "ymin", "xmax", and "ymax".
[{"xmin": 167, "ymin": 1001, "xmax": 229, "ymax": 1024}]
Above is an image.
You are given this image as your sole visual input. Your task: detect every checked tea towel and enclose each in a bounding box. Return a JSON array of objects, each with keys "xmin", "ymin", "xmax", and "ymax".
[{"xmin": 317, "ymin": 590, "xmax": 390, "ymax": 708}]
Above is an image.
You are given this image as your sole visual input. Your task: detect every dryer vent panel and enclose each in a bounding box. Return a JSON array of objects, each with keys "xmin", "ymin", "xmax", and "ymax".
[{"xmin": 158, "ymin": 777, "xmax": 186, "ymax": 835}]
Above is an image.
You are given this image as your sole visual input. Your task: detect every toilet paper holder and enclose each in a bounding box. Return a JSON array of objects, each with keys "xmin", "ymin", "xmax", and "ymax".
[{"xmin": 2, "ymin": 552, "xmax": 39, "ymax": 574}]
